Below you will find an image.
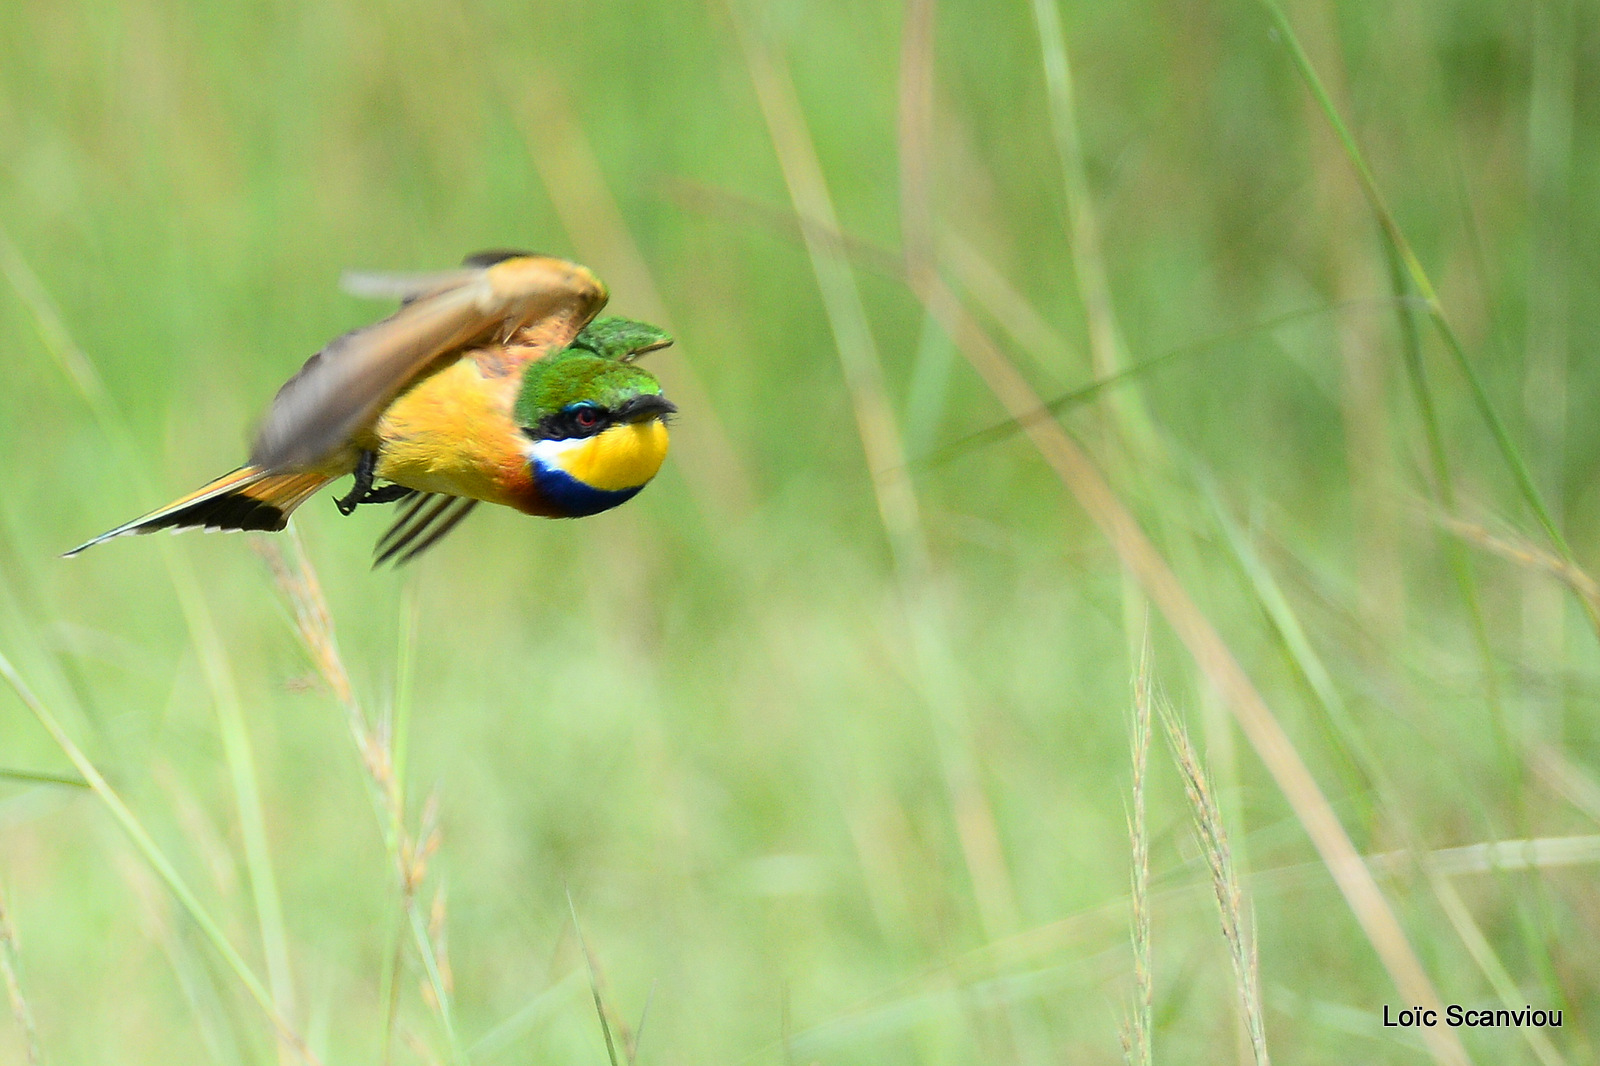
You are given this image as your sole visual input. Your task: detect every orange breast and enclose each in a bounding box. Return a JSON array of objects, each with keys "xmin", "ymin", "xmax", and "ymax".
[{"xmin": 371, "ymin": 352, "xmax": 533, "ymax": 509}]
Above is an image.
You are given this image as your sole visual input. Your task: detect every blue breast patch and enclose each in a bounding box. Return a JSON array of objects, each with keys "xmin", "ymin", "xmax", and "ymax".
[{"xmin": 529, "ymin": 460, "xmax": 644, "ymax": 517}]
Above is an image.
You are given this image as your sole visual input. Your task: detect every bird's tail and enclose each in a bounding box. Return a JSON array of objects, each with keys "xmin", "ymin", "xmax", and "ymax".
[{"xmin": 64, "ymin": 467, "xmax": 335, "ymax": 557}]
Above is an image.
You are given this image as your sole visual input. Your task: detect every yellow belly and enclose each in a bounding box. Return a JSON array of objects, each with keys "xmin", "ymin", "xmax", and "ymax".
[{"xmin": 370, "ymin": 355, "xmax": 530, "ymax": 508}]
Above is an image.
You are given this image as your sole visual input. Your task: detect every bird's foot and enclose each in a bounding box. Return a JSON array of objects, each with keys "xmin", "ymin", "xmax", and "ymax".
[{"xmin": 333, "ymin": 451, "xmax": 411, "ymax": 515}]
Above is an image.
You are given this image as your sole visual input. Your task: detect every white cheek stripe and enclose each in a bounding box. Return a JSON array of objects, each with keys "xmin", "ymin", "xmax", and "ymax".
[{"xmin": 523, "ymin": 436, "xmax": 588, "ymax": 472}]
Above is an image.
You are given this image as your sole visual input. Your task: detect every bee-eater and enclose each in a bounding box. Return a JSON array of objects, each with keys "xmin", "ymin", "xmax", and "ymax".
[{"xmin": 66, "ymin": 251, "xmax": 677, "ymax": 565}]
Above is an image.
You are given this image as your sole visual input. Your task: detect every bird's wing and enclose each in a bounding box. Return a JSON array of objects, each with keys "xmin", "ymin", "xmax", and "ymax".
[
  {"xmin": 251, "ymin": 255, "xmax": 608, "ymax": 471},
  {"xmin": 372, "ymin": 491, "xmax": 480, "ymax": 567},
  {"xmin": 339, "ymin": 268, "xmax": 482, "ymax": 303}
]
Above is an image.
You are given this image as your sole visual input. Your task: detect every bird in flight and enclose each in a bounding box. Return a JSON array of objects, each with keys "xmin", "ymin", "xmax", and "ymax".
[{"xmin": 66, "ymin": 251, "xmax": 677, "ymax": 565}]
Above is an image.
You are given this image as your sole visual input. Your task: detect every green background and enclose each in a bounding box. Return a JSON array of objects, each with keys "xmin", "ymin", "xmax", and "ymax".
[{"xmin": 0, "ymin": 0, "xmax": 1595, "ymax": 1062}]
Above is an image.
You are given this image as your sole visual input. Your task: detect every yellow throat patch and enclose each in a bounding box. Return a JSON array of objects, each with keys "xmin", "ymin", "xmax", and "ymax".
[{"xmin": 540, "ymin": 419, "xmax": 671, "ymax": 491}]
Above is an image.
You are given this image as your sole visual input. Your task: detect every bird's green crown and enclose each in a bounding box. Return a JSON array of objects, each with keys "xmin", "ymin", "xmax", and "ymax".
[{"xmin": 514, "ymin": 318, "xmax": 675, "ymax": 440}]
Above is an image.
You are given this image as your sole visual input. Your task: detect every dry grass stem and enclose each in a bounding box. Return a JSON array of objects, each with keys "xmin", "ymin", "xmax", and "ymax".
[
  {"xmin": 1120, "ymin": 639, "xmax": 1153, "ymax": 1066},
  {"xmin": 402, "ymin": 1027, "xmax": 445, "ymax": 1066},
  {"xmin": 1161, "ymin": 709, "xmax": 1269, "ymax": 1066},
  {"xmin": 4, "ymin": 4, "xmax": 1583, "ymax": 1058},
  {"xmin": 1425, "ymin": 868, "xmax": 1567, "ymax": 1066},
  {"xmin": 257, "ymin": 531, "xmax": 465, "ymax": 1065},
  {"xmin": 735, "ymin": 7, "xmax": 1025, "ymax": 948},
  {"xmin": 733, "ymin": 13, "xmax": 927, "ymax": 578},
  {"xmin": 1206, "ymin": 476, "xmax": 1568, "ymax": 1050},
  {"xmin": 1027, "ymin": 0, "xmax": 1132, "ymax": 393},
  {"xmin": 1386, "ymin": 834, "xmax": 1600, "ymax": 877},
  {"xmin": 115, "ymin": 848, "xmax": 248, "ymax": 1066},
  {"xmin": 896, "ymin": 0, "xmax": 936, "ymax": 281},
  {"xmin": 0, "ymin": 650, "xmax": 322, "ymax": 1065},
  {"xmin": 0, "ymin": 887, "xmax": 40, "ymax": 1066},
  {"xmin": 686, "ymin": 79, "xmax": 1467, "ymax": 1058},
  {"xmin": 1260, "ymin": 0, "xmax": 1600, "ymax": 650},
  {"xmin": 427, "ymin": 886, "xmax": 454, "ymax": 1002},
  {"xmin": 253, "ymin": 536, "xmax": 370, "ymax": 754},
  {"xmin": 496, "ymin": 69, "xmax": 754, "ymax": 521},
  {"xmin": 903, "ymin": 266, "xmax": 1468, "ymax": 1065},
  {"xmin": 675, "ymin": 164, "xmax": 1471, "ymax": 1061},
  {"xmin": 1431, "ymin": 512, "xmax": 1600, "ymax": 617},
  {"xmin": 940, "ymin": 233, "xmax": 1074, "ymax": 375},
  {"xmin": 1530, "ymin": 748, "xmax": 1600, "ymax": 826},
  {"xmin": 2, "ymin": 225, "xmax": 297, "ymax": 1030}
]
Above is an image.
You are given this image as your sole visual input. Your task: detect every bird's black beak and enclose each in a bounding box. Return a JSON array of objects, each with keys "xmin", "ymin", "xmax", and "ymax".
[{"xmin": 615, "ymin": 393, "xmax": 678, "ymax": 423}]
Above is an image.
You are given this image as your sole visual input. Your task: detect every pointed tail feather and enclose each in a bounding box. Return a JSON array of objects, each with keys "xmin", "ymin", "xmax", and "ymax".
[{"xmin": 64, "ymin": 467, "xmax": 335, "ymax": 557}]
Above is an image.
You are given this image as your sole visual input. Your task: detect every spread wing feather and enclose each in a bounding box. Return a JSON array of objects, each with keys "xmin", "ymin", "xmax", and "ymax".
[
  {"xmin": 251, "ymin": 255, "xmax": 607, "ymax": 472},
  {"xmin": 339, "ymin": 268, "xmax": 482, "ymax": 304}
]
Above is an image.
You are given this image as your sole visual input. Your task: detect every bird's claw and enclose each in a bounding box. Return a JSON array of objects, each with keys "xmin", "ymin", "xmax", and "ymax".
[{"xmin": 333, "ymin": 449, "xmax": 410, "ymax": 515}]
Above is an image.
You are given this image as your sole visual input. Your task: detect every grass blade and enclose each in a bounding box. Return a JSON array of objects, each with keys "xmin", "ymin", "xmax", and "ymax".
[
  {"xmin": 0, "ymin": 886, "xmax": 41, "ymax": 1066},
  {"xmin": 0, "ymin": 649, "xmax": 320, "ymax": 1065},
  {"xmin": 1203, "ymin": 468, "xmax": 1571, "ymax": 1064},
  {"xmin": 917, "ymin": 301, "xmax": 1378, "ymax": 468},
  {"xmin": 0, "ymin": 768, "xmax": 88, "ymax": 789},
  {"xmin": 258, "ymin": 532, "xmax": 467, "ymax": 1066},
  {"xmin": 1027, "ymin": 0, "xmax": 1140, "ymax": 412},
  {"xmin": 1257, "ymin": 0, "xmax": 1599, "ymax": 643},
  {"xmin": 566, "ymin": 894, "xmax": 622, "ymax": 1066},
  {"xmin": 0, "ymin": 225, "xmax": 297, "ymax": 1028},
  {"xmin": 1521, "ymin": 0, "xmax": 1577, "ymax": 693},
  {"xmin": 732, "ymin": 3, "xmax": 1026, "ymax": 951},
  {"xmin": 490, "ymin": 67, "xmax": 754, "ymax": 522},
  {"xmin": 1119, "ymin": 638, "xmax": 1153, "ymax": 1066},
  {"xmin": 686, "ymin": 138, "xmax": 1472, "ymax": 1058},
  {"xmin": 906, "ymin": 268, "xmax": 1470, "ymax": 1064},
  {"xmin": 1426, "ymin": 870, "xmax": 1566, "ymax": 1066}
]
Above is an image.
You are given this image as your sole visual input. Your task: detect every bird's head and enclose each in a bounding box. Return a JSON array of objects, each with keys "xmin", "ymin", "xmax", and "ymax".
[{"xmin": 513, "ymin": 319, "xmax": 677, "ymax": 517}]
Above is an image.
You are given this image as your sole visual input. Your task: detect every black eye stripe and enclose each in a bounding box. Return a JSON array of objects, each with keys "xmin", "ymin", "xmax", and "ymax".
[{"xmin": 524, "ymin": 405, "xmax": 613, "ymax": 441}]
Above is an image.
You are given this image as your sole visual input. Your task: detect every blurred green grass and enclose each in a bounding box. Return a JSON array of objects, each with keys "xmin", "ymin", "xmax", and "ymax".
[{"xmin": 1, "ymin": 0, "xmax": 1598, "ymax": 1062}]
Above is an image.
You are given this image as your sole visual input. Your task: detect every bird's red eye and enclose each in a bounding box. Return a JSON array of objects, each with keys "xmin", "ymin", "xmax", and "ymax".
[{"xmin": 575, "ymin": 408, "xmax": 599, "ymax": 428}]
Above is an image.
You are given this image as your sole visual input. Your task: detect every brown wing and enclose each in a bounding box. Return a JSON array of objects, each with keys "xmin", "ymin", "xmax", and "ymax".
[{"xmin": 250, "ymin": 255, "xmax": 608, "ymax": 471}]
